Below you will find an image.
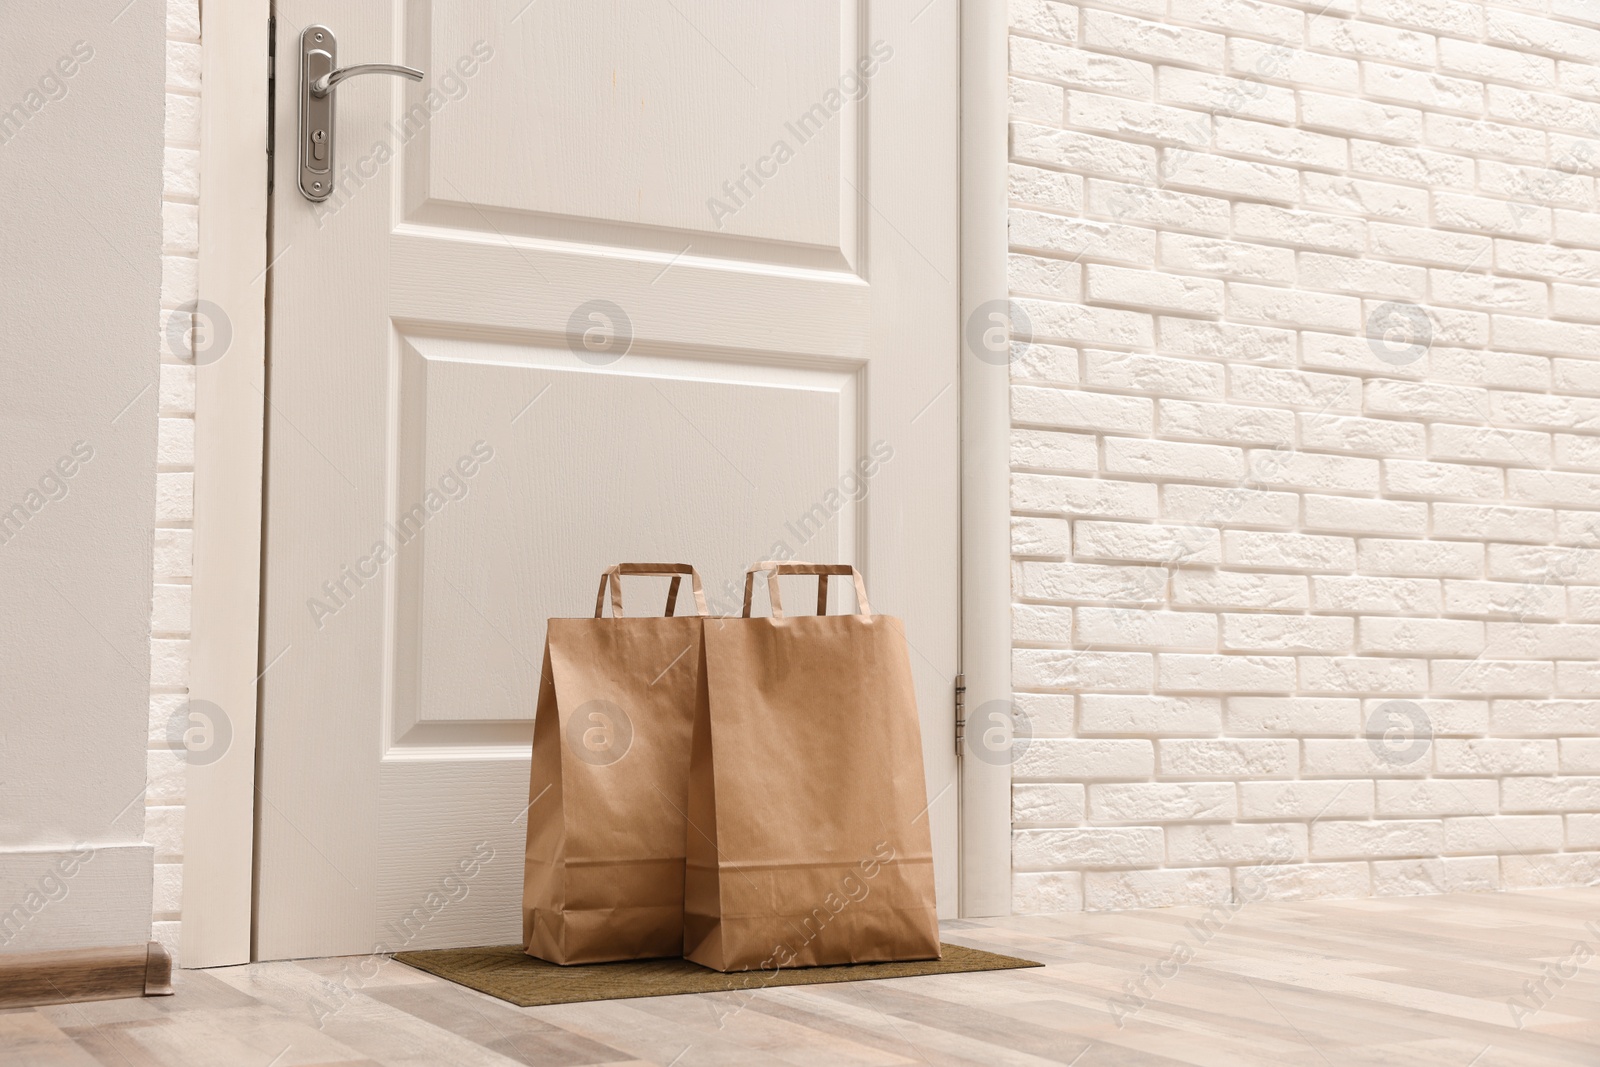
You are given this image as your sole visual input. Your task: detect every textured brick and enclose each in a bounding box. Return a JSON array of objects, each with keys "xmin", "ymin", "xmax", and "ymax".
[
  {"xmin": 1160, "ymin": 233, "xmax": 1296, "ymax": 283},
  {"xmin": 1011, "ymin": 208, "xmax": 1158, "ymax": 264},
  {"xmin": 1075, "ymin": 607, "xmax": 1216, "ymax": 649},
  {"xmin": 1229, "ymin": 283, "xmax": 1362, "ymax": 333},
  {"xmin": 1362, "ymin": 61, "xmax": 1483, "ymax": 113},
  {"xmin": 1377, "ymin": 778, "xmax": 1498, "ymax": 818},
  {"xmin": 1012, "ymin": 474, "xmax": 1158, "ymax": 518},
  {"xmin": 1358, "ymin": 538, "xmax": 1483, "ymax": 577},
  {"xmin": 1161, "ymin": 484, "xmax": 1298, "ymax": 527},
  {"xmin": 1223, "ymin": 530, "xmax": 1356, "ymax": 570},
  {"xmin": 1248, "ymin": 450, "xmax": 1379, "ymax": 493},
  {"xmin": 1430, "ymin": 424, "xmax": 1551, "ymax": 466},
  {"xmin": 1298, "ymin": 414, "xmax": 1426, "ymax": 457},
  {"xmin": 1301, "ymin": 91, "xmax": 1422, "ymax": 143},
  {"xmin": 1082, "ymin": 9, "xmax": 1225, "ymax": 68},
  {"xmin": 1312, "ymin": 575, "xmax": 1442, "ymax": 614},
  {"xmin": 1304, "ymin": 495, "xmax": 1427, "ymax": 536},
  {"xmin": 1067, "ymin": 91, "xmax": 1210, "ymax": 146},
  {"xmin": 1106, "ymin": 437, "xmax": 1245, "ymax": 481},
  {"xmin": 1013, "ymin": 738, "xmax": 1157, "ymax": 780},
  {"xmin": 1432, "ymin": 658, "xmax": 1555, "ymax": 696},
  {"xmin": 1079, "ymin": 694, "xmax": 1223, "ymax": 735},
  {"xmin": 1158, "ymin": 654, "xmax": 1297, "ymax": 692},
  {"xmin": 1172, "ymin": 569, "xmax": 1309, "ymax": 610},
  {"xmin": 1372, "ymin": 856, "xmax": 1500, "ymax": 895},
  {"xmin": 1157, "ymin": 67, "xmax": 1297, "ymax": 123},
  {"xmin": 1501, "ymin": 776, "xmax": 1600, "ymax": 812},
  {"xmin": 1229, "ymin": 38, "xmax": 1358, "ymax": 93},
  {"xmin": 1013, "ymin": 871, "xmax": 1085, "ymax": 913},
  {"xmin": 1299, "ymin": 252, "xmax": 1425, "ymax": 301},
  {"xmin": 1014, "ymin": 827, "xmax": 1164, "ymax": 868},
  {"xmin": 1239, "ymin": 861, "xmax": 1371, "ymax": 902},
  {"xmin": 1439, "ymin": 38, "xmax": 1554, "ymax": 88},
  {"xmin": 1160, "ymin": 739, "xmax": 1297, "ymax": 778},
  {"xmin": 1168, "ymin": 823, "xmax": 1306, "ymax": 865},
  {"xmin": 1003, "ymin": 0, "xmax": 1600, "ymax": 913},
  {"xmin": 1228, "ymin": 696, "xmax": 1359, "ymax": 734},
  {"xmin": 1009, "ymin": 253, "xmax": 1083, "ymax": 301},
  {"xmin": 1013, "ymin": 429, "xmax": 1097, "ymax": 473},
  {"xmin": 1011, "ymin": 0, "xmax": 1079, "ymax": 43},
  {"xmin": 1013, "ymin": 385, "xmax": 1153, "ymax": 434},
  {"xmin": 1087, "ymin": 178, "xmax": 1230, "ymax": 233},
  {"xmin": 1092, "ymin": 782, "xmax": 1238, "ymax": 823},
  {"xmin": 1434, "ymin": 738, "xmax": 1559, "ymax": 775},
  {"xmin": 1359, "ymin": 617, "xmax": 1484, "ymax": 656},
  {"xmin": 1009, "ymin": 163, "xmax": 1083, "ymax": 214},
  {"xmin": 1501, "ymin": 853, "xmax": 1600, "ymax": 889},
  {"xmin": 1299, "ymin": 656, "xmax": 1430, "ymax": 694},
  {"xmin": 1234, "ymin": 203, "xmax": 1365, "ymax": 253},
  {"xmin": 1303, "ymin": 739, "xmax": 1433, "ymax": 778},
  {"xmin": 1216, "ymin": 115, "xmax": 1347, "ymax": 170},
  {"xmin": 1075, "ymin": 519, "xmax": 1221, "ymax": 565},
  {"xmin": 1084, "ymin": 867, "xmax": 1232, "ymax": 910},
  {"xmin": 1015, "ymin": 649, "xmax": 1156, "ymax": 691},
  {"xmin": 1013, "ymin": 783, "xmax": 1087, "ymax": 826},
  {"xmin": 1158, "ymin": 317, "xmax": 1296, "ymax": 363},
  {"xmin": 1370, "ymin": 696, "xmax": 1486, "ymax": 735},
  {"xmin": 1017, "ymin": 560, "xmax": 1167, "ymax": 603},
  {"xmin": 1013, "ymin": 340, "xmax": 1081, "ymax": 385},
  {"xmin": 1162, "ymin": 149, "xmax": 1299, "ymax": 201},
  {"xmin": 1010, "ymin": 37, "xmax": 1157, "ymax": 97},
  {"xmin": 1239, "ymin": 779, "xmax": 1374, "ymax": 819},
  {"xmin": 1383, "ymin": 458, "xmax": 1504, "ymax": 499},
  {"xmin": 1443, "ymin": 577, "xmax": 1562, "ymax": 617},
  {"xmin": 1312, "ymin": 820, "xmax": 1443, "ymax": 860}
]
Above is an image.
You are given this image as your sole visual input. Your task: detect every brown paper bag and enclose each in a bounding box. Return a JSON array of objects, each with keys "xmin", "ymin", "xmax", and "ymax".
[
  {"xmin": 522, "ymin": 563, "xmax": 707, "ymax": 964},
  {"xmin": 684, "ymin": 562, "xmax": 940, "ymax": 972}
]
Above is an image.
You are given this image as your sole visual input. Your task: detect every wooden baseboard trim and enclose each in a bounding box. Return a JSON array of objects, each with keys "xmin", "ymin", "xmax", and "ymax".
[{"xmin": 0, "ymin": 941, "xmax": 174, "ymax": 1008}]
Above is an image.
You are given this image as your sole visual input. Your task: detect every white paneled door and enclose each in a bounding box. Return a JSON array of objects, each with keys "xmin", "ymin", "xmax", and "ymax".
[{"xmin": 257, "ymin": 0, "xmax": 959, "ymax": 958}]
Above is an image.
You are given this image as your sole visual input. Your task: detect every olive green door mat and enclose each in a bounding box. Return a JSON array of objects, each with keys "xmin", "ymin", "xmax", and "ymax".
[{"xmin": 393, "ymin": 943, "xmax": 1043, "ymax": 1007}]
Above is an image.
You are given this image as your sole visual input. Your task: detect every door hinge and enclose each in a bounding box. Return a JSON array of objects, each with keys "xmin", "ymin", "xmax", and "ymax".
[
  {"xmin": 266, "ymin": 16, "xmax": 277, "ymax": 194},
  {"xmin": 953, "ymin": 673, "xmax": 966, "ymax": 757}
]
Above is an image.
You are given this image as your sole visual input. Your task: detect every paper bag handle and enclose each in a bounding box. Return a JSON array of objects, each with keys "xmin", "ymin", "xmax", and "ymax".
[
  {"xmin": 742, "ymin": 561, "xmax": 872, "ymax": 618},
  {"xmin": 594, "ymin": 563, "xmax": 709, "ymax": 618}
]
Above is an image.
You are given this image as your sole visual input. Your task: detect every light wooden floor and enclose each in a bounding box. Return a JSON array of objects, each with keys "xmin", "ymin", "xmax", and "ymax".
[{"xmin": 6, "ymin": 888, "xmax": 1600, "ymax": 1065}]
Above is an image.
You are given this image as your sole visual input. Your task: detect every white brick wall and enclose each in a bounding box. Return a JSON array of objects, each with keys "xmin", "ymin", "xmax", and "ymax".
[
  {"xmin": 149, "ymin": 0, "xmax": 199, "ymax": 957},
  {"xmin": 1009, "ymin": 0, "xmax": 1600, "ymax": 910}
]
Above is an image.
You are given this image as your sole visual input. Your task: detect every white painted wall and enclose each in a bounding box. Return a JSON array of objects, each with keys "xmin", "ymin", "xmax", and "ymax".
[
  {"xmin": 1009, "ymin": 0, "xmax": 1600, "ymax": 910},
  {"xmin": 0, "ymin": 0, "xmax": 166, "ymax": 951}
]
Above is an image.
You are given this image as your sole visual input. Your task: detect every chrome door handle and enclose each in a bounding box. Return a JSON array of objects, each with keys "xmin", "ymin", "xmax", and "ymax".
[
  {"xmin": 311, "ymin": 63, "xmax": 424, "ymax": 98},
  {"xmin": 298, "ymin": 26, "xmax": 426, "ymax": 202}
]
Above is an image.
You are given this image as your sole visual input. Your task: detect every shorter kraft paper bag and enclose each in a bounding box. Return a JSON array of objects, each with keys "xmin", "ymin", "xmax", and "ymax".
[
  {"xmin": 684, "ymin": 562, "xmax": 940, "ymax": 972},
  {"xmin": 523, "ymin": 563, "xmax": 707, "ymax": 964}
]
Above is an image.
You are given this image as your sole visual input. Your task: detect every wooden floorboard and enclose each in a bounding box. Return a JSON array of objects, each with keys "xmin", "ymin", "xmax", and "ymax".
[{"xmin": 1, "ymin": 888, "xmax": 1597, "ymax": 1065}]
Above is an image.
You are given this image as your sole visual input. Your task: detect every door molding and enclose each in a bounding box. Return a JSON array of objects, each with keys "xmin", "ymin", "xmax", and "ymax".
[
  {"xmin": 183, "ymin": 0, "xmax": 269, "ymax": 967},
  {"xmin": 958, "ymin": 0, "xmax": 1013, "ymax": 917}
]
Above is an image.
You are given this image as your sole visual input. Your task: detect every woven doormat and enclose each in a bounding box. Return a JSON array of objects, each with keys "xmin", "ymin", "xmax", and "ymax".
[{"xmin": 394, "ymin": 943, "xmax": 1042, "ymax": 1007}]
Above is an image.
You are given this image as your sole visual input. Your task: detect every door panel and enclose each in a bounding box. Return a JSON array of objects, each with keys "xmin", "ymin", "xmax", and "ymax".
[
  {"xmin": 410, "ymin": 0, "xmax": 856, "ymax": 257},
  {"xmin": 259, "ymin": 0, "xmax": 957, "ymax": 959}
]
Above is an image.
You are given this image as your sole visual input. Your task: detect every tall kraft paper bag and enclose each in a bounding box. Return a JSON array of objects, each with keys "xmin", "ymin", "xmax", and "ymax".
[
  {"xmin": 684, "ymin": 562, "xmax": 940, "ymax": 972},
  {"xmin": 522, "ymin": 564, "xmax": 707, "ymax": 964}
]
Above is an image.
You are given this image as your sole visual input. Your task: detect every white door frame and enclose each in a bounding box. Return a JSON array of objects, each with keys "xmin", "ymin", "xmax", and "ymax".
[
  {"xmin": 185, "ymin": 0, "xmax": 1012, "ymax": 966},
  {"xmin": 959, "ymin": 0, "xmax": 1013, "ymax": 920},
  {"xmin": 184, "ymin": 0, "xmax": 268, "ymax": 967}
]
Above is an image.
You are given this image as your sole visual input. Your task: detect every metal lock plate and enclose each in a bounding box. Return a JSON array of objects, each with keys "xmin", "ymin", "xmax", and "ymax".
[{"xmin": 299, "ymin": 26, "xmax": 336, "ymax": 201}]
